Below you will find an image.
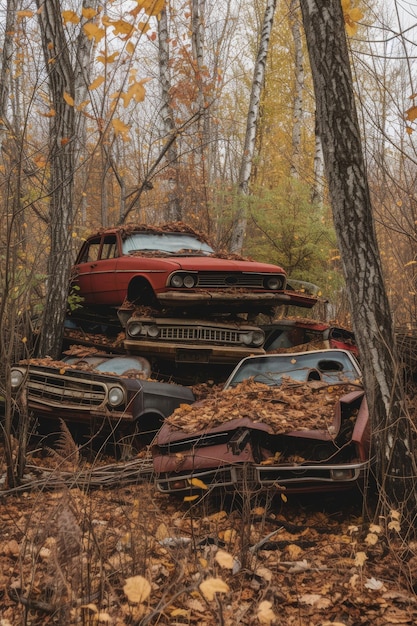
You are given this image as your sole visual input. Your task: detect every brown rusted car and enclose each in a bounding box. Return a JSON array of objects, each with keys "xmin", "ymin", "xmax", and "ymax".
[
  {"xmin": 11, "ymin": 354, "xmax": 195, "ymax": 449},
  {"xmin": 152, "ymin": 349, "xmax": 370, "ymax": 496}
]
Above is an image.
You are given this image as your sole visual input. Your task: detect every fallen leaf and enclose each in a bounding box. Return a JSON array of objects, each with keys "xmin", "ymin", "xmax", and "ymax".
[
  {"xmin": 199, "ymin": 577, "xmax": 229, "ymax": 601},
  {"xmin": 257, "ymin": 600, "xmax": 277, "ymax": 624},
  {"xmin": 123, "ymin": 575, "xmax": 151, "ymax": 604},
  {"xmin": 215, "ymin": 550, "xmax": 235, "ymax": 570}
]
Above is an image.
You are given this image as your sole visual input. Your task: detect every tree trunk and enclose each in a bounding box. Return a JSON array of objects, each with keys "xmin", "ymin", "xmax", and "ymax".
[
  {"xmin": 299, "ymin": 0, "xmax": 417, "ymax": 525},
  {"xmin": 230, "ymin": 0, "xmax": 277, "ymax": 253},
  {"xmin": 158, "ymin": 5, "xmax": 182, "ymax": 221},
  {"xmin": 289, "ymin": 0, "xmax": 303, "ymax": 179},
  {"xmin": 36, "ymin": 0, "xmax": 75, "ymax": 359}
]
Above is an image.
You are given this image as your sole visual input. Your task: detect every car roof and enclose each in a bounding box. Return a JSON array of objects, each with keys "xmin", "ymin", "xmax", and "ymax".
[{"xmin": 85, "ymin": 222, "xmax": 211, "ymax": 244}]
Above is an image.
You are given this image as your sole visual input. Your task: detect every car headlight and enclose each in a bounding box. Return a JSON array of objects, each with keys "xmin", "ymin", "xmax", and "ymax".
[
  {"xmin": 170, "ymin": 274, "xmax": 184, "ymax": 288},
  {"xmin": 108, "ymin": 386, "xmax": 125, "ymax": 407},
  {"xmin": 183, "ymin": 274, "xmax": 196, "ymax": 288},
  {"xmin": 330, "ymin": 468, "xmax": 356, "ymax": 481},
  {"xmin": 146, "ymin": 324, "xmax": 160, "ymax": 338},
  {"xmin": 128, "ymin": 322, "xmax": 142, "ymax": 337},
  {"xmin": 240, "ymin": 331, "xmax": 265, "ymax": 347},
  {"xmin": 264, "ymin": 276, "xmax": 284, "ymax": 290},
  {"xmin": 240, "ymin": 332, "xmax": 253, "ymax": 346},
  {"xmin": 251, "ymin": 330, "xmax": 265, "ymax": 346},
  {"xmin": 10, "ymin": 369, "xmax": 24, "ymax": 390}
]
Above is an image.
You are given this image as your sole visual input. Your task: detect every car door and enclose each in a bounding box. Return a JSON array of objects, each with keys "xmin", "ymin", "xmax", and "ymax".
[{"xmin": 72, "ymin": 236, "xmax": 101, "ymax": 304}]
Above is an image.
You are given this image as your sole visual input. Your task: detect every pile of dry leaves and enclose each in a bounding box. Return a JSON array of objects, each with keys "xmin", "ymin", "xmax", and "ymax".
[
  {"xmin": 1, "ymin": 457, "xmax": 417, "ymax": 626},
  {"xmin": 166, "ymin": 379, "xmax": 363, "ymax": 434}
]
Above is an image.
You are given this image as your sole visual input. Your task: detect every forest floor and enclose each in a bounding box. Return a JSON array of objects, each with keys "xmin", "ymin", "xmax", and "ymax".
[{"xmin": 1, "ymin": 444, "xmax": 417, "ymax": 626}]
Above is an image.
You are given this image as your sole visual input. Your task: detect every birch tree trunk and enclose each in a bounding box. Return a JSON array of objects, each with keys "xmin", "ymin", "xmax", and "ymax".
[
  {"xmin": 230, "ymin": 0, "xmax": 277, "ymax": 253},
  {"xmin": 158, "ymin": 5, "xmax": 182, "ymax": 221},
  {"xmin": 36, "ymin": 0, "xmax": 76, "ymax": 359},
  {"xmin": 300, "ymin": 0, "xmax": 417, "ymax": 525},
  {"xmin": 289, "ymin": 0, "xmax": 303, "ymax": 179}
]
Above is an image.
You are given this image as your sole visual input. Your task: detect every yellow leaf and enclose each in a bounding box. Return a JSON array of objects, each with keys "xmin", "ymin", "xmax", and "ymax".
[
  {"xmin": 62, "ymin": 10, "xmax": 79, "ymax": 24},
  {"xmin": 257, "ymin": 600, "xmax": 277, "ymax": 625},
  {"xmin": 183, "ymin": 494, "xmax": 199, "ymax": 502},
  {"xmin": 354, "ymin": 551, "xmax": 367, "ymax": 567},
  {"xmin": 22, "ymin": 337, "xmax": 27, "ymax": 344},
  {"xmin": 349, "ymin": 7, "xmax": 364, "ymax": 20},
  {"xmin": 77, "ymin": 99, "xmax": 90, "ymax": 111},
  {"xmin": 388, "ymin": 520, "xmax": 401, "ymax": 532},
  {"xmin": 215, "ymin": 550, "xmax": 235, "ymax": 569},
  {"xmin": 39, "ymin": 109, "xmax": 56, "ymax": 117},
  {"xmin": 83, "ymin": 23, "xmax": 105, "ymax": 43},
  {"xmin": 138, "ymin": 20, "xmax": 151, "ymax": 33},
  {"xmin": 82, "ymin": 7, "xmax": 98, "ymax": 19},
  {"xmin": 155, "ymin": 523, "xmax": 170, "ymax": 541},
  {"xmin": 199, "ymin": 577, "xmax": 229, "ymax": 602},
  {"xmin": 97, "ymin": 51, "xmax": 119, "ymax": 64},
  {"xmin": 188, "ymin": 477, "xmax": 208, "ymax": 490},
  {"xmin": 123, "ymin": 576, "xmax": 151, "ymax": 604},
  {"xmin": 137, "ymin": 0, "xmax": 165, "ymax": 16},
  {"xmin": 88, "ymin": 76, "xmax": 105, "ymax": 91},
  {"xmin": 120, "ymin": 79, "xmax": 149, "ymax": 107},
  {"xmin": 126, "ymin": 41, "xmax": 135, "ymax": 54},
  {"xmin": 220, "ymin": 528, "xmax": 237, "ymax": 543},
  {"xmin": 112, "ymin": 118, "xmax": 131, "ymax": 141},
  {"xmin": 281, "ymin": 493, "xmax": 288, "ymax": 503},
  {"xmin": 365, "ymin": 533, "xmax": 378, "ymax": 546},
  {"xmin": 171, "ymin": 608, "xmax": 188, "ymax": 617},
  {"xmin": 109, "ymin": 19, "xmax": 135, "ymax": 37},
  {"xmin": 17, "ymin": 10, "xmax": 33, "ymax": 19},
  {"xmin": 63, "ymin": 92, "xmax": 74, "ymax": 106},
  {"xmin": 406, "ymin": 106, "xmax": 417, "ymax": 122}
]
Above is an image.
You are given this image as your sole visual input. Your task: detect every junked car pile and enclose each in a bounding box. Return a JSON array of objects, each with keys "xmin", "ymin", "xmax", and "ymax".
[
  {"xmin": 67, "ymin": 222, "xmax": 319, "ymax": 371},
  {"xmin": 8, "ymin": 221, "xmax": 366, "ymax": 495}
]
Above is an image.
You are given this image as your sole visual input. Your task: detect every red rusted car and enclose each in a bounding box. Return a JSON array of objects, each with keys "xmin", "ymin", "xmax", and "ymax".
[
  {"xmin": 152, "ymin": 349, "xmax": 370, "ymax": 496},
  {"xmin": 262, "ymin": 318, "xmax": 358, "ymax": 355},
  {"xmin": 71, "ymin": 223, "xmax": 316, "ymax": 313}
]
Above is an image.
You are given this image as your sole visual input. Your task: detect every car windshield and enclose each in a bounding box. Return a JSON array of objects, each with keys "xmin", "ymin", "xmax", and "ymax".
[
  {"xmin": 227, "ymin": 350, "xmax": 361, "ymax": 387},
  {"xmin": 64, "ymin": 356, "xmax": 151, "ymax": 376},
  {"xmin": 122, "ymin": 232, "xmax": 214, "ymax": 255}
]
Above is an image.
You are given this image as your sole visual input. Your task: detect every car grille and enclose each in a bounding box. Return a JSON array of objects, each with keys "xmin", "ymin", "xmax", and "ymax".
[
  {"xmin": 158, "ymin": 324, "xmax": 243, "ymax": 345},
  {"xmin": 195, "ymin": 272, "xmax": 279, "ymax": 289},
  {"xmin": 26, "ymin": 370, "xmax": 107, "ymax": 409}
]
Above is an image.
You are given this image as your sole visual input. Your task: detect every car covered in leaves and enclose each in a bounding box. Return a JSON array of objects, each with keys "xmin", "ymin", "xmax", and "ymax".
[
  {"xmin": 152, "ymin": 349, "xmax": 370, "ymax": 495},
  {"xmin": 10, "ymin": 352, "xmax": 195, "ymax": 448},
  {"xmin": 70, "ymin": 223, "xmax": 317, "ymax": 313}
]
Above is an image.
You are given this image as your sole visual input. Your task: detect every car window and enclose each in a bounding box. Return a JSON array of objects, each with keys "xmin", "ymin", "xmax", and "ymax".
[
  {"xmin": 122, "ymin": 232, "xmax": 214, "ymax": 255},
  {"xmin": 101, "ymin": 236, "xmax": 118, "ymax": 259},
  {"xmin": 87, "ymin": 241, "xmax": 101, "ymax": 262},
  {"xmin": 227, "ymin": 351, "xmax": 360, "ymax": 387}
]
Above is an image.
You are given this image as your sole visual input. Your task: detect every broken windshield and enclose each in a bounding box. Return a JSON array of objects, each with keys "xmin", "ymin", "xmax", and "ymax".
[{"xmin": 226, "ymin": 350, "xmax": 361, "ymax": 387}]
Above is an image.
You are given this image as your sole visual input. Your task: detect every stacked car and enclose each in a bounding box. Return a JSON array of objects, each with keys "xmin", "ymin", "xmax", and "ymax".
[{"xmin": 9, "ymin": 221, "xmax": 368, "ymax": 493}]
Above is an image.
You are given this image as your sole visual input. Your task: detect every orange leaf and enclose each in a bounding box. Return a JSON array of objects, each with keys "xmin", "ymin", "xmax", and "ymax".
[
  {"xmin": 62, "ymin": 10, "xmax": 79, "ymax": 24},
  {"xmin": 63, "ymin": 91, "xmax": 74, "ymax": 106},
  {"xmin": 136, "ymin": 0, "xmax": 165, "ymax": 16},
  {"xmin": 88, "ymin": 76, "xmax": 105, "ymax": 91},
  {"xmin": 97, "ymin": 51, "xmax": 119, "ymax": 64},
  {"xmin": 112, "ymin": 118, "xmax": 131, "ymax": 141},
  {"xmin": 82, "ymin": 7, "xmax": 98, "ymax": 19},
  {"xmin": 83, "ymin": 23, "xmax": 105, "ymax": 43},
  {"xmin": 406, "ymin": 105, "xmax": 417, "ymax": 122},
  {"xmin": 17, "ymin": 10, "xmax": 34, "ymax": 19}
]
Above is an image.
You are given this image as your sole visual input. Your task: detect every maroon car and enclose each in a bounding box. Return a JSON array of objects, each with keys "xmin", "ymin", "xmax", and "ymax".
[
  {"xmin": 152, "ymin": 349, "xmax": 370, "ymax": 496},
  {"xmin": 71, "ymin": 223, "xmax": 317, "ymax": 313}
]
